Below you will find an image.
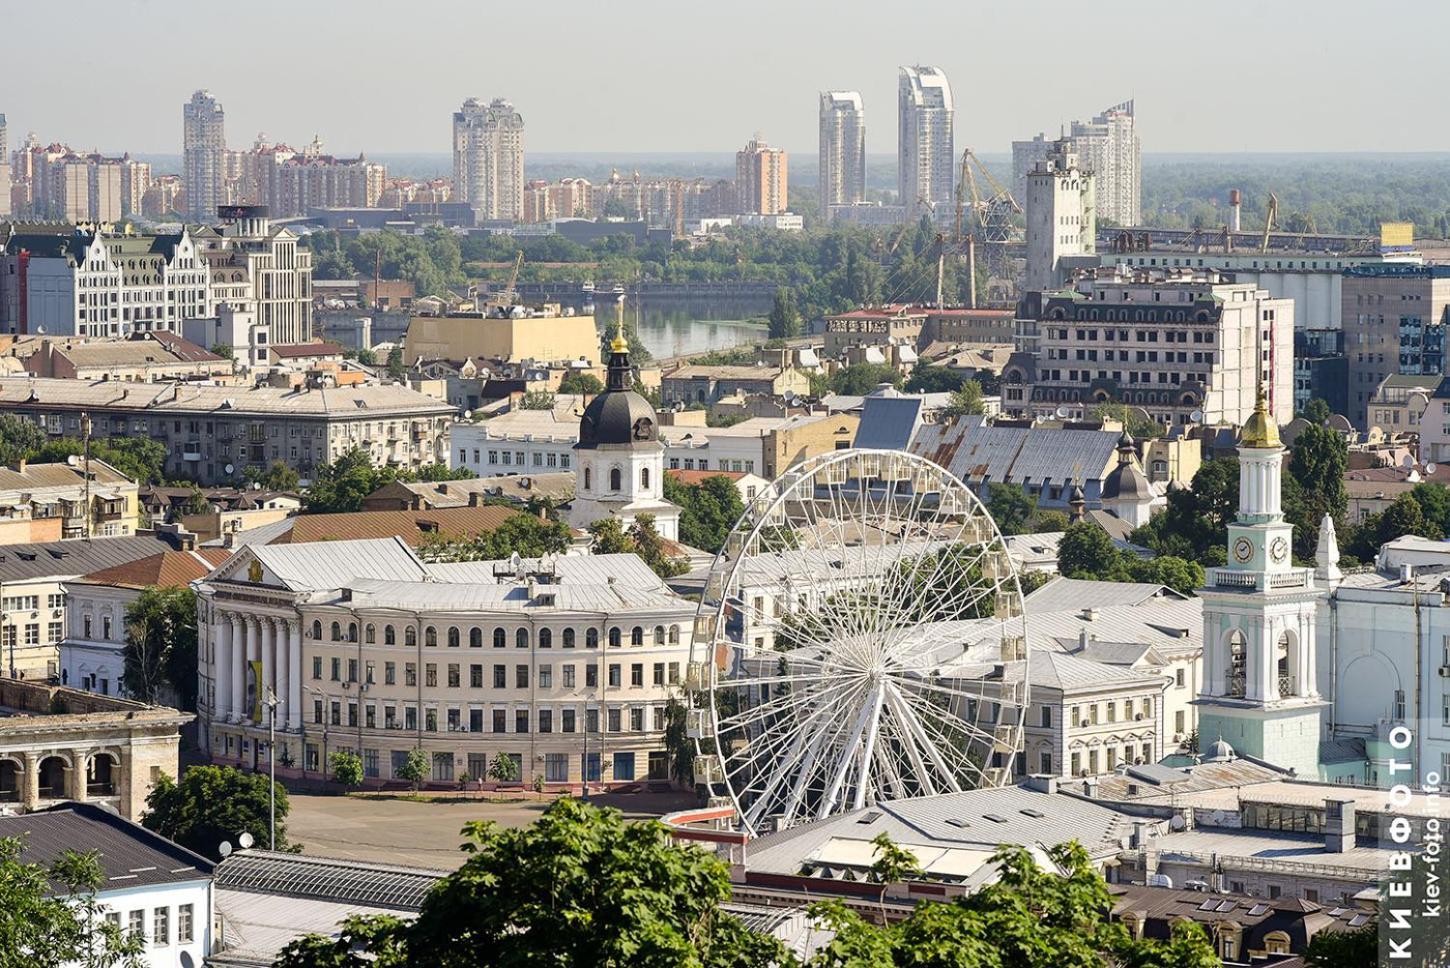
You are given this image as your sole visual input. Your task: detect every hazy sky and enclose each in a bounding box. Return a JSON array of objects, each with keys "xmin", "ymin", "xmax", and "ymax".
[{"xmin": 5, "ymin": 0, "xmax": 1448, "ymax": 158}]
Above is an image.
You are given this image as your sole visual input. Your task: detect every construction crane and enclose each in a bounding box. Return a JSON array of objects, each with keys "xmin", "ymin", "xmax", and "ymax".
[
  {"xmin": 486, "ymin": 251, "xmax": 524, "ymax": 312},
  {"xmin": 1260, "ymin": 193, "xmax": 1279, "ymax": 254},
  {"xmin": 958, "ymin": 148, "xmax": 1022, "ymax": 244}
]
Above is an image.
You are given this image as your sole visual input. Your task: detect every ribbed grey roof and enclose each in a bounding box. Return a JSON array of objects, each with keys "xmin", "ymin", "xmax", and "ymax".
[
  {"xmin": 1025, "ymin": 577, "xmax": 1183, "ymax": 613},
  {"xmin": 0, "ymin": 534, "xmax": 175, "ymax": 582},
  {"xmin": 340, "ymin": 577, "xmax": 688, "ymax": 614},
  {"xmin": 911, "ymin": 416, "xmax": 1123, "ymax": 489},
  {"xmin": 426, "ymin": 553, "xmax": 663, "ymax": 589},
  {"xmin": 246, "ymin": 537, "xmax": 427, "ymax": 590}
]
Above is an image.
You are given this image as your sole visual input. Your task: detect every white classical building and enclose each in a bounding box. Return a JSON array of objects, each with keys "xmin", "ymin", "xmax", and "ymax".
[{"xmin": 195, "ymin": 538, "xmax": 695, "ymax": 787}]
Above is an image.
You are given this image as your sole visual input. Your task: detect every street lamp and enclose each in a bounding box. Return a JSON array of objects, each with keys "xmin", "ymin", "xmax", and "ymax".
[{"xmin": 265, "ymin": 687, "xmax": 279, "ymax": 851}]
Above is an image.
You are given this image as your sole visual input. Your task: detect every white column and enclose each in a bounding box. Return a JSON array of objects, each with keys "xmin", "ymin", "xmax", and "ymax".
[
  {"xmin": 259, "ymin": 618, "xmax": 275, "ymax": 728},
  {"xmin": 1245, "ymin": 618, "xmax": 1266, "ymax": 703},
  {"xmin": 229, "ymin": 615, "xmax": 246, "ymax": 724},
  {"xmin": 273, "ymin": 617, "xmax": 290, "ymax": 732},
  {"xmin": 214, "ymin": 612, "xmax": 233, "ymax": 722},
  {"xmin": 1300, "ymin": 611, "xmax": 1317, "ymax": 698},
  {"xmin": 287, "ymin": 620, "xmax": 303, "ymax": 732},
  {"xmin": 243, "ymin": 616, "xmax": 260, "ymax": 723}
]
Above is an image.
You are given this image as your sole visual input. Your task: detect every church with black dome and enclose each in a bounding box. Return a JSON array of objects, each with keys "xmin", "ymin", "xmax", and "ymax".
[{"xmin": 565, "ymin": 322, "xmax": 681, "ymax": 539}]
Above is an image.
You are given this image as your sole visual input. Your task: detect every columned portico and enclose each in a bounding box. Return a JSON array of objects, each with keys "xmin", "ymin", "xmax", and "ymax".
[
  {"xmin": 227, "ymin": 614, "xmax": 244, "ymax": 724},
  {"xmin": 286, "ymin": 619, "xmax": 302, "ymax": 731}
]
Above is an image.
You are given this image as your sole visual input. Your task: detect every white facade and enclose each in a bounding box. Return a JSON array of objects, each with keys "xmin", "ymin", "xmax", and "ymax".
[
  {"xmin": 1069, "ymin": 102, "xmax": 1140, "ymax": 227},
  {"xmin": 1024, "ymin": 137, "xmax": 1096, "ymax": 294},
  {"xmin": 98, "ymin": 878, "xmax": 213, "ymax": 968},
  {"xmin": 897, "ymin": 66, "xmax": 954, "ymax": 217},
  {"xmin": 661, "ymin": 422, "xmax": 771, "ymax": 476},
  {"xmin": 452, "ymin": 416, "xmax": 575, "ymax": 477},
  {"xmin": 569, "ymin": 441, "xmax": 678, "ymax": 541},
  {"xmin": 58, "ymin": 581, "xmax": 133, "ymax": 697},
  {"xmin": 818, "ymin": 91, "xmax": 866, "ymax": 218},
  {"xmin": 183, "ymin": 90, "xmax": 226, "ymax": 221},
  {"xmin": 453, "ymin": 98, "xmax": 525, "ymax": 222}
]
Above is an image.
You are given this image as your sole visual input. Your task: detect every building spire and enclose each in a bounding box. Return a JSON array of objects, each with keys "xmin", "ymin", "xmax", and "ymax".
[
  {"xmin": 1316, "ymin": 513, "xmax": 1343, "ymax": 585},
  {"xmin": 610, "ymin": 294, "xmax": 629, "ymax": 355}
]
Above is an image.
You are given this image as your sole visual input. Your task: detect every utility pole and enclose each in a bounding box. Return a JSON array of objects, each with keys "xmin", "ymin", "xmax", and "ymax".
[{"xmin": 265, "ymin": 687, "xmax": 278, "ymax": 850}]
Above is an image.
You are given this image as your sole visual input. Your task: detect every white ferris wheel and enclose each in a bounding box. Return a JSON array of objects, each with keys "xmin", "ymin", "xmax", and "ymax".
[{"xmin": 687, "ymin": 449, "xmax": 1030, "ymax": 835}]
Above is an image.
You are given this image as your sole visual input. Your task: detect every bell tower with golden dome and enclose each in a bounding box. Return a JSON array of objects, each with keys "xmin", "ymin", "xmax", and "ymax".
[{"xmin": 1193, "ymin": 385, "xmax": 1327, "ymax": 778}]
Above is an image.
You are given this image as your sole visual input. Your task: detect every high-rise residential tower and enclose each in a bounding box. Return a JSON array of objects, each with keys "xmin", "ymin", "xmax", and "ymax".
[
  {"xmin": 1013, "ymin": 101, "xmax": 1140, "ymax": 226},
  {"xmin": 183, "ymin": 90, "xmax": 227, "ymax": 221},
  {"xmin": 736, "ymin": 136, "xmax": 788, "ymax": 215},
  {"xmin": 819, "ymin": 92, "xmax": 865, "ymax": 218},
  {"xmin": 452, "ymin": 98, "xmax": 525, "ymax": 222},
  {"xmin": 0, "ymin": 115, "xmax": 10, "ymax": 217},
  {"xmin": 897, "ymin": 66, "xmax": 954, "ymax": 218}
]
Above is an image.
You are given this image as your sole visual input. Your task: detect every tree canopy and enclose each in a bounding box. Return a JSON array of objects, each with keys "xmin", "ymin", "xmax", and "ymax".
[
  {"xmin": 0, "ymin": 837, "xmax": 144, "ymax": 968},
  {"xmin": 417, "ymin": 513, "xmax": 573, "ymax": 563},
  {"xmin": 141, "ymin": 766, "xmax": 288, "ymax": 860},
  {"xmin": 664, "ymin": 473, "xmax": 745, "ymax": 553},
  {"xmin": 1059, "ymin": 522, "xmax": 1205, "ymax": 595},
  {"xmin": 121, "ymin": 586, "xmax": 199, "ymax": 710},
  {"xmin": 588, "ymin": 515, "xmax": 688, "ymax": 579}
]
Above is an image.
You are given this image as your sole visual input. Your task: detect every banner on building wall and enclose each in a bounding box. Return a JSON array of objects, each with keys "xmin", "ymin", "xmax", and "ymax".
[{"xmin": 247, "ymin": 660, "xmax": 264, "ymax": 722}]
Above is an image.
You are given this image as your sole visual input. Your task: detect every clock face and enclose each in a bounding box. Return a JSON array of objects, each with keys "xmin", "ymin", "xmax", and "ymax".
[
  {"xmin": 1270, "ymin": 537, "xmax": 1289, "ymax": 563},
  {"xmin": 1233, "ymin": 537, "xmax": 1254, "ymax": 563}
]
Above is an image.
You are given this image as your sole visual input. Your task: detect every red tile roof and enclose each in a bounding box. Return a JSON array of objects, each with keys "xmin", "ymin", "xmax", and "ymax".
[
  {"xmin": 274, "ymin": 505, "xmax": 520, "ymax": 546},
  {"xmin": 270, "ymin": 341, "xmax": 345, "ymax": 359},
  {"xmin": 76, "ymin": 548, "xmax": 234, "ymax": 589}
]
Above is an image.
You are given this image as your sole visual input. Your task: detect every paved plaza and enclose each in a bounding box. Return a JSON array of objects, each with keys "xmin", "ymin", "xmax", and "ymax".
[{"xmin": 286, "ymin": 790, "xmax": 699, "ymax": 868}]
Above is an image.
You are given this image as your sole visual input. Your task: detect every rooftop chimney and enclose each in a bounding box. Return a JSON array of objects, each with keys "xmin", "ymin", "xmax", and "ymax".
[{"xmin": 1325, "ymin": 798, "xmax": 1356, "ymax": 853}]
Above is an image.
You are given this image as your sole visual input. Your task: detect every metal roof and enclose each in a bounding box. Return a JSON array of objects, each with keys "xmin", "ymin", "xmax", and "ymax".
[
  {"xmin": 246, "ymin": 537, "xmax": 427, "ymax": 590},
  {"xmin": 426, "ymin": 553, "xmax": 664, "ymax": 589},
  {"xmin": 1025, "ymin": 576, "xmax": 1184, "ymax": 613},
  {"xmin": 911, "ymin": 417, "xmax": 1124, "ymax": 489},
  {"xmin": 214, "ymin": 849, "xmax": 443, "ymax": 910},
  {"xmin": 853, "ymin": 396, "xmax": 924, "ymax": 450},
  {"xmin": 0, "ymin": 802, "xmax": 213, "ymax": 893},
  {"xmin": 339, "ymin": 577, "xmax": 689, "ymax": 614},
  {"xmin": 0, "ymin": 534, "xmax": 176, "ymax": 583},
  {"xmin": 0, "ymin": 376, "xmax": 454, "ymax": 418}
]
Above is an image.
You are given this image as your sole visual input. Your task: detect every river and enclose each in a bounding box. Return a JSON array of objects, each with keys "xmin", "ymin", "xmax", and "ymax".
[{"xmin": 593, "ymin": 296, "xmax": 773, "ymax": 361}]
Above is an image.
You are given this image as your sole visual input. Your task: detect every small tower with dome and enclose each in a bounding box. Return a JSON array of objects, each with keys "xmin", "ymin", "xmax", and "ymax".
[
  {"xmin": 566, "ymin": 315, "xmax": 680, "ymax": 540},
  {"xmin": 1193, "ymin": 386, "xmax": 1327, "ymax": 778}
]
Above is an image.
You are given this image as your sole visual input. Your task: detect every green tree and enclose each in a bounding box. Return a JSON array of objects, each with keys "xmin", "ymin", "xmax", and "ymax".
[
  {"xmin": 0, "ymin": 414, "xmax": 46, "ymax": 467},
  {"xmin": 631, "ymin": 514, "xmax": 689, "ymax": 579},
  {"xmin": 209, "ymin": 342, "xmax": 234, "ymax": 361},
  {"xmin": 1128, "ymin": 555, "xmax": 1206, "ymax": 596},
  {"xmin": 245, "ymin": 460, "xmax": 301, "ymax": 492},
  {"xmin": 29, "ymin": 437, "xmax": 169, "ymax": 485},
  {"xmin": 1058, "ymin": 522, "xmax": 1123, "ymax": 579},
  {"xmin": 942, "ymin": 381, "xmax": 985, "ymax": 418},
  {"xmin": 520, "ymin": 390, "xmax": 556, "ymax": 410},
  {"xmin": 665, "ymin": 473, "xmax": 745, "ymax": 553},
  {"xmin": 329, "ymin": 750, "xmax": 364, "ymax": 787},
  {"xmin": 417, "ymin": 514, "xmax": 573, "ymax": 562},
  {"xmin": 904, "ymin": 365, "xmax": 966, "ymax": 394},
  {"xmin": 386, "ymin": 346, "xmax": 406, "ymax": 381},
  {"xmin": 1032, "ymin": 510, "xmax": 1070, "ymax": 533},
  {"xmin": 274, "ymin": 799, "xmax": 790, "ymax": 968},
  {"xmin": 274, "ymin": 914, "xmax": 410, "ymax": 967},
  {"xmin": 121, "ymin": 586, "xmax": 198, "ymax": 709},
  {"xmin": 587, "ymin": 516, "xmax": 634, "ymax": 555},
  {"xmin": 1091, "ymin": 402, "xmax": 1164, "ymax": 440},
  {"xmin": 141, "ymin": 766, "xmax": 288, "ymax": 860},
  {"xmin": 662, "ymin": 697, "xmax": 695, "ymax": 787},
  {"xmin": 0, "ymin": 837, "xmax": 145, "ymax": 968},
  {"xmin": 487, "ymin": 752, "xmax": 520, "ymax": 784},
  {"xmin": 1305, "ymin": 923, "xmax": 1378, "ymax": 968},
  {"xmin": 867, "ymin": 833, "xmax": 924, "ymax": 918},
  {"xmin": 768, "ymin": 287, "xmax": 802, "ymax": 340},
  {"xmin": 1300, "ymin": 397, "xmax": 1333, "ymax": 424},
  {"xmin": 1286, "ymin": 423, "xmax": 1349, "ymax": 557},
  {"xmin": 558, "ymin": 371, "xmax": 605, "ymax": 395},
  {"xmin": 987, "ymin": 483, "xmax": 1035, "ymax": 536},
  {"xmin": 831, "ymin": 363, "xmax": 903, "ymax": 396},
  {"xmin": 1413, "ymin": 481, "xmax": 1450, "ymax": 537},
  {"xmin": 303, "ymin": 448, "xmax": 389, "ymax": 514},
  {"xmin": 395, "ymin": 748, "xmax": 429, "ymax": 792}
]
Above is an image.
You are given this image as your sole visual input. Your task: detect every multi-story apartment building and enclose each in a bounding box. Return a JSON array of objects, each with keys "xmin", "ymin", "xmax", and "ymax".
[
  {"xmin": 0, "ymin": 226, "xmax": 212, "ymax": 338},
  {"xmin": 819, "ymin": 92, "xmax": 866, "ymax": 219},
  {"xmin": 0, "ymin": 114, "xmax": 9, "ymax": 218},
  {"xmin": 822, "ymin": 304, "xmax": 927, "ymax": 357},
  {"xmin": 141, "ymin": 175, "xmax": 183, "ymax": 219},
  {"xmin": 1341, "ymin": 264, "xmax": 1450, "ymax": 428},
  {"xmin": 196, "ymin": 541, "xmax": 694, "ymax": 787},
  {"xmin": 0, "ymin": 458, "xmax": 139, "ymax": 543},
  {"xmin": 1024, "ymin": 137, "xmax": 1097, "ymax": 294},
  {"xmin": 735, "ymin": 137, "xmax": 788, "ymax": 216},
  {"xmin": 183, "ymin": 90, "xmax": 227, "ymax": 221},
  {"xmin": 1013, "ymin": 101, "xmax": 1140, "ymax": 226},
  {"xmin": 1069, "ymin": 102, "xmax": 1140, "ymax": 227},
  {"xmin": 898, "ymin": 66, "xmax": 954, "ymax": 218},
  {"xmin": 227, "ymin": 136, "xmax": 386, "ymax": 217},
  {"xmin": 452, "ymin": 98, "xmax": 525, "ymax": 222},
  {"xmin": 195, "ymin": 206, "xmax": 314, "ymax": 344},
  {"xmin": 0, "ymin": 377, "xmax": 454, "ymax": 485},
  {"xmin": 120, "ymin": 158, "xmax": 151, "ymax": 217},
  {"xmin": 1005, "ymin": 267, "xmax": 1294, "ymax": 429}
]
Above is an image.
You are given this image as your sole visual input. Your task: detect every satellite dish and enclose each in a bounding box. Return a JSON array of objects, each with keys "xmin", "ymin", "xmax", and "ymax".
[
  {"xmin": 238, "ymin": 832, "xmax": 254, "ymax": 849},
  {"xmin": 224, "ymin": 464, "xmax": 235, "ymax": 475},
  {"xmin": 1055, "ymin": 405, "xmax": 1070, "ymax": 419},
  {"xmin": 1429, "ymin": 464, "xmax": 1438, "ymax": 475},
  {"xmin": 463, "ymin": 410, "xmax": 473, "ymax": 421},
  {"xmin": 218, "ymin": 841, "xmax": 232, "ymax": 857},
  {"xmin": 1169, "ymin": 814, "xmax": 1187, "ymax": 831},
  {"xmin": 1147, "ymin": 873, "xmax": 1174, "ymax": 889},
  {"xmin": 1403, "ymin": 453, "xmax": 1416, "ymax": 468},
  {"xmin": 1189, "ymin": 409, "xmax": 1204, "ymax": 424}
]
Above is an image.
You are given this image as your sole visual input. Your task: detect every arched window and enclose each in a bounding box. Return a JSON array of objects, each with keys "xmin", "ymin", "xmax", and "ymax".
[
  {"xmin": 610, "ymin": 467, "xmax": 622, "ymax": 491},
  {"xmin": 311, "ymin": 620, "xmax": 322, "ymax": 640},
  {"xmin": 469, "ymin": 627, "xmax": 482, "ymax": 648},
  {"xmin": 385, "ymin": 625, "xmax": 396, "ymax": 646},
  {"xmin": 447, "ymin": 627, "xmax": 460, "ymax": 648},
  {"xmin": 494, "ymin": 627, "xmax": 506, "ymax": 648},
  {"xmin": 563, "ymin": 628, "xmax": 576, "ymax": 648},
  {"xmin": 641, "ymin": 467, "xmax": 650, "ymax": 489},
  {"xmin": 631, "ymin": 626, "xmax": 644, "ymax": 647},
  {"xmin": 668, "ymin": 625, "xmax": 680, "ymax": 645},
  {"xmin": 539, "ymin": 628, "xmax": 553, "ymax": 648},
  {"xmin": 348, "ymin": 623, "xmax": 358, "ymax": 643},
  {"xmin": 330, "ymin": 621, "xmax": 341, "ymax": 641},
  {"xmin": 365, "ymin": 624, "xmax": 375, "ymax": 644},
  {"xmin": 608, "ymin": 627, "xmax": 621, "ymax": 648},
  {"xmin": 653, "ymin": 626, "xmax": 665, "ymax": 645},
  {"xmin": 586, "ymin": 628, "xmax": 599, "ymax": 649},
  {"xmin": 516, "ymin": 628, "xmax": 529, "ymax": 649},
  {"xmin": 1227, "ymin": 629, "xmax": 1247, "ymax": 697},
  {"xmin": 405, "ymin": 627, "xmax": 417, "ymax": 647},
  {"xmin": 425, "ymin": 626, "xmax": 437, "ymax": 647},
  {"xmin": 584, "ymin": 466, "xmax": 592, "ymax": 489}
]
